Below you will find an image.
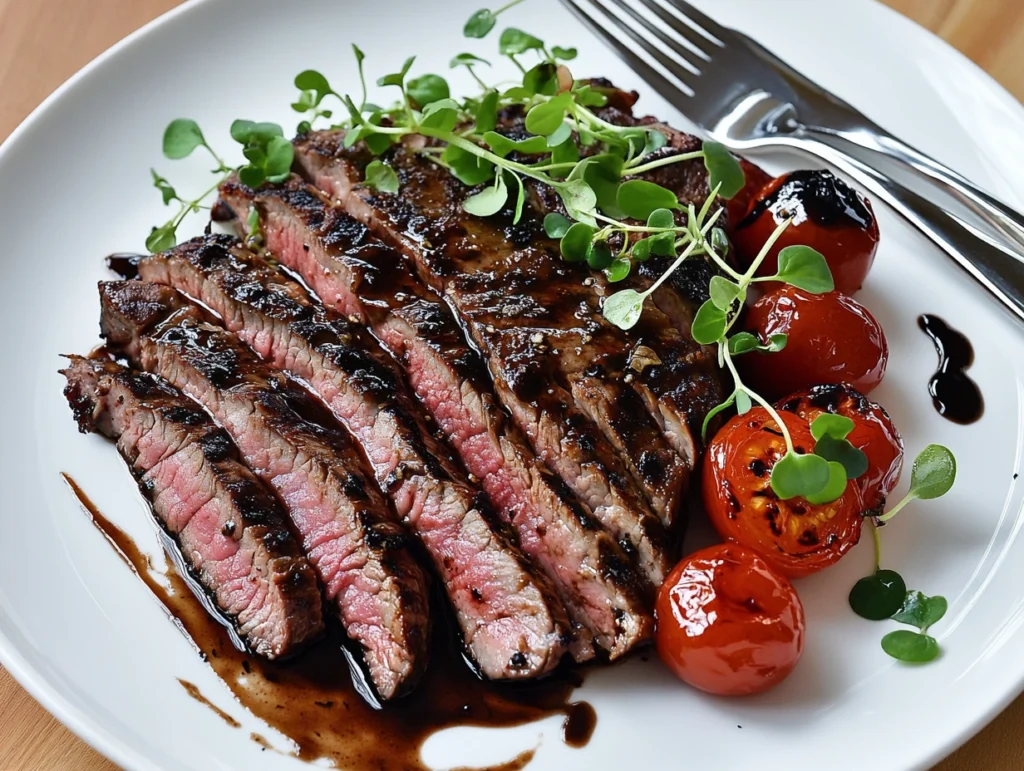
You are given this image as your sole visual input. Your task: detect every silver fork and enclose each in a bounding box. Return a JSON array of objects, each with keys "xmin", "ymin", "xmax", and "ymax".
[{"xmin": 561, "ymin": 0, "xmax": 1024, "ymax": 323}]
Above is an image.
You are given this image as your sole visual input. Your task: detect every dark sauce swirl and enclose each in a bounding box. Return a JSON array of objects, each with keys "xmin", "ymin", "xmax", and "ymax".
[
  {"xmin": 918, "ymin": 314, "xmax": 983, "ymax": 424},
  {"xmin": 738, "ymin": 170, "xmax": 874, "ymax": 230}
]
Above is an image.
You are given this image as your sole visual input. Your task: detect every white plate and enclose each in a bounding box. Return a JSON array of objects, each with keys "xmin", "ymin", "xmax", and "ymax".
[{"xmin": 2, "ymin": 0, "xmax": 1023, "ymax": 769}]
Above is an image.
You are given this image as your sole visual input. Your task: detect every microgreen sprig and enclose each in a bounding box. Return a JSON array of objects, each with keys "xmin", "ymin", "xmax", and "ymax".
[
  {"xmin": 147, "ymin": 117, "xmax": 290, "ymax": 253},
  {"xmin": 848, "ymin": 445, "xmax": 956, "ymax": 663}
]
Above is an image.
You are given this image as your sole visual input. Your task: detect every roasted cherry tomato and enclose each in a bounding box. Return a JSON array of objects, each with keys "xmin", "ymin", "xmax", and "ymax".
[
  {"xmin": 732, "ymin": 170, "xmax": 879, "ymax": 294},
  {"xmin": 703, "ymin": 409, "xmax": 864, "ymax": 578},
  {"xmin": 725, "ymin": 159, "xmax": 774, "ymax": 229},
  {"xmin": 655, "ymin": 543, "xmax": 805, "ymax": 696},
  {"xmin": 739, "ymin": 286, "xmax": 888, "ymax": 400},
  {"xmin": 778, "ymin": 384, "xmax": 904, "ymax": 515}
]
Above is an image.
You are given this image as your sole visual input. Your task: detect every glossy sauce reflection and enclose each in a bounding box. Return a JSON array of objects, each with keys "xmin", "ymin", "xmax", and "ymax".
[{"xmin": 62, "ymin": 473, "xmax": 594, "ymax": 771}]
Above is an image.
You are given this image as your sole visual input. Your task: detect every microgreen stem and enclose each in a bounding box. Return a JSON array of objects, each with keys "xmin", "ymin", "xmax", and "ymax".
[
  {"xmin": 643, "ymin": 207, "xmax": 724, "ymax": 297},
  {"xmin": 878, "ymin": 492, "xmax": 918, "ymax": 523},
  {"xmin": 870, "ymin": 518, "xmax": 882, "ymax": 571},
  {"xmin": 744, "ymin": 216, "xmax": 794, "ymax": 280},
  {"xmin": 494, "ymin": 0, "xmax": 527, "ymax": 14},
  {"xmin": 722, "ymin": 347, "xmax": 795, "ymax": 454},
  {"xmin": 624, "ymin": 150, "xmax": 703, "ymax": 177}
]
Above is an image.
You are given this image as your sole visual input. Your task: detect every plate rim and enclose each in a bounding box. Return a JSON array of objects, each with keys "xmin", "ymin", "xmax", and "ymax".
[{"xmin": 1, "ymin": 1, "xmax": 1022, "ymax": 770}]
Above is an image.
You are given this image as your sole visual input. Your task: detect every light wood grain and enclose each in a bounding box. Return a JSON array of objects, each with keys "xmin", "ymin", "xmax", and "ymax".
[{"xmin": 0, "ymin": 0, "xmax": 1021, "ymax": 768}]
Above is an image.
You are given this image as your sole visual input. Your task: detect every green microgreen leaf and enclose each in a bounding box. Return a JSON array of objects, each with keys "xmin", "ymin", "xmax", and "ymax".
[
  {"xmin": 727, "ymin": 332, "xmax": 759, "ymax": 356},
  {"xmin": 150, "ymin": 169, "xmax": 178, "ymax": 206},
  {"xmin": 814, "ymin": 434, "xmax": 870, "ymax": 480},
  {"xmin": 377, "ymin": 56, "xmax": 416, "ymax": 88},
  {"xmin": 642, "ymin": 130, "xmax": 667, "ymax": 157},
  {"xmin": 701, "ymin": 141, "xmax": 745, "ymax": 200},
  {"xmin": 544, "ymin": 212, "xmax": 572, "ymax": 239},
  {"xmin": 881, "ymin": 630, "xmax": 940, "ymax": 663},
  {"xmin": 560, "ymin": 222, "xmax": 595, "ymax": 262},
  {"xmin": 892, "ymin": 591, "xmax": 948, "ymax": 632},
  {"xmin": 605, "ymin": 257, "xmax": 631, "ymax": 283},
  {"xmin": 849, "ymin": 570, "xmax": 908, "ymax": 620},
  {"xmin": 690, "ymin": 299, "xmax": 728, "ymax": 345},
  {"xmin": 804, "ymin": 460, "xmax": 849, "ymax": 505},
  {"xmin": 616, "ymin": 180, "xmax": 679, "ymax": 220},
  {"xmin": 146, "ymin": 223, "xmax": 176, "ymax": 254},
  {"xmin": 646, "ymin": 208, "xmax": 676, "ymax": 256},
  {"xmin": 766, "ymin": 333, "xmax": 787, "ymax": 352},
  {"xmin": 245, "ymin": 206, "xmax": 262, "ymax": 247},
  {"xmin": 420, "ymin": 100, "xmax": 461, "ymax": 132},
  {"xmin": 464, "ymin": 9, "xmax": 497, "ymax": 38},
  {"xmin": 547, "ymin": 122, "xmax": 573, "ymax": 148},
  {"xmin": 451, "ymin": 52, "xmax": 491, "ymax": 68},
  {"xmin": 735, "ymin": 390, "xmax": 752, "ymax": 415},
  {"xmin": 770, "ymin": 452, "xmax": 832, "ymax": 500},
  {"xmin": 603, "ymin": 288, "xmax": 645, "ymax": 330},
  {"xmin": 230, "ymin": 119, "xmax": 284, "ymax": 145},
  {"xmin": 162, "ymin": 119, "xmax": 206, "ymax": 160},
  {"xmin": 365, "ymin": 160, "xmax": 399, "ymax": 194},
  {"xmin": 294, "ymin": 70, "xmax": 335, "ymax": 107},
  {"xmin": 909, "ymin": 444, "xmax": 957, "ymax": 500},
  {"xmin": 771, "ymin": 245, "xmax": 835, "ymax": 293},
  {"xmin": 631, "ymin": 238, "xmax": 652, "ymax": 262},
  {"xmin": 552, "ymin": 45, "xmax": 578, "ymax": 60},
  {"xmin": 443, "ymin": 144, "xmax": 495, "ymax": 186},
  {"xmin": 559, "ymin": 179, "xmax": 597, "ymax": 219},
  {"xmin": 499, "ymin": 27, "xmax": 544, "ymax": 55},
  {"xmin": 573, "ymin": 84, "xmax": 608, "ymax": 107},
  {"xmin": 525, "ymin": 93, "xmax": 571, "ymax": 136},
  {"xmin": 483, "ymin": 131, "xmax": 550, "ymax": 157},
  {"xmin": 475, "ymin": 91, "xmax": 500, "ymax": 133},
  {"xmin": 407, "ymin": 74, "xmax": 450, "ymax": 108},
  {"xmin": 582, "ymin": 155, "xmax": 624, "ymax": 218},
  {"xmin": 463, "ymin": 174, "xmax": 509, "ymax": 217},
  {"xmin": 523, "ymin": 62, "xmax": 558, "ymax": 96},
  {"xmin": 709, "ymin": 276, "xmax": 741, "ymax": 310},
  {"xmin": 264, "ymin": 136, "xmax": 294, "ymax": 183},
  {"xmin": 586, "ymin": 241, "xmax": 613, "ymax": 270},
  {"xmin": 811, "ymin": 413, "xmax": 855, "ymax": 441}
]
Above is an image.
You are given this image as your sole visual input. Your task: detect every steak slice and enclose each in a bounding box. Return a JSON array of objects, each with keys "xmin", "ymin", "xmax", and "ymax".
[
  {"xmin": 139, "ymin": 234, "xmax": 570, "ymax": 678},
  {"xmin": 98, "ymin": 280, "xmax": 431, "ymax": 700},
  {"xmin": 219, "ymin": 177, "xmax": 654, "ymax": 658},
  {"xmin": 293, "ymin": 132, "xmax": 698, "ymax": 536},
  {"xmin": 61, "ymin": 356, "xmax": 324, "ymax": 659}
]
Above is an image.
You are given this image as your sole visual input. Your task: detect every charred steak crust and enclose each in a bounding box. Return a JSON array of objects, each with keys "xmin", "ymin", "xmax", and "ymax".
[
  {"xmin": 219, "ymin": 176, "xmax": 654, "ymax": 658},
  {"xmin": 139, "ymin": 234, "xmax": 571, "ymax": 679},
  {"xmin": 288, "ymin": 138, "xmax": 683, "ymax": 587},
  {"xmin": 98, "ymin": 280, "xmax": 431, "ymax": 700},
  {"xmin": 61, "ymin": 356, "xmax": 324, "ymax": 659}
]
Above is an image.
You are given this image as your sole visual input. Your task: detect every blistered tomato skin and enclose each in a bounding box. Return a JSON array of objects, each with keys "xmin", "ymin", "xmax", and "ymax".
[
  {"xmin": 655, "ymin": 543, "xmax": 805, "ymax": 696},
  {"xmin": 732, "ymin": 170, "xmax": 879, "ymax": 295},
  {"xmin": 739, "ymin": 286, "xmax": 888, "ymax": 400},
  {"xmin": 702, "ymin": 409, "xmax": 864, "ymax": 578},
  {"xmin": 725, "ymin": 159, "xmax": 774, "ymax": 229},
  {"xmin": 778, "ymin": 384, "xmax": 904, "ymax": 514}
]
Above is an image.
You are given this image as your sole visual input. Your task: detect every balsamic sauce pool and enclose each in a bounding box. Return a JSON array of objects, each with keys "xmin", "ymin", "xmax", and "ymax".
[
  {"xmin": 917, "ymin": 314, "xmax": 983, "ymax": 425},
  {"xmin": 62, "ymin": 474, "xmax": 595, "ymax": 771}
]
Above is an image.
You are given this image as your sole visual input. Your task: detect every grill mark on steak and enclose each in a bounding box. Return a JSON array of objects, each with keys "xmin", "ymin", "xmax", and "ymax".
[
  {"xmin": 139, "ymin": 234, "xmax": 571, "ymax": 678},
  {"xmin": 291, "ymin": 136, "xmax": 687, "ymax": 572},
  {"xmin": 218, "ymin": 177, "xmax": 654, "ymax": 658},
  {"xmin": 61, "ymin": 356, "xmax": 324, "ymax": 659},
  {"xmin": 97, "ymin": 280, "xmax": 431, "ymax": 700}
]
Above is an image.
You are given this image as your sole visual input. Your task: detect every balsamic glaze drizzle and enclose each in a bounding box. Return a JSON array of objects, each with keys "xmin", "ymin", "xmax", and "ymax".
[{"xmin": 917, "ymin": 314, "xmax": 983, "ymax": 425}]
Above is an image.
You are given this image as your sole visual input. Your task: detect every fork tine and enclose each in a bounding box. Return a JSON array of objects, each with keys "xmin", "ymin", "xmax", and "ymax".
[
  {"xmin": 635, "ymin": 0, "xmax": 718, "ymax": 57},
  {"xmin": 659, "ymin": 0, "xmax": 729, "ymax": 45},
  {"xmin": 604, "ymin": 0, "xmax": 705, "ymax": 74},
  {"xmin": 561, "ymin": 0, "xmax": 695, "ymax": 98}
]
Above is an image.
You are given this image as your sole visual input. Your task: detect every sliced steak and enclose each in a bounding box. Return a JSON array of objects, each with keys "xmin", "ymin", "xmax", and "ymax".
[
  {"xmin": 97, "ymin": 280, "xmax": 431, "ymax": 699},
  {"xmin": 219, "ymin": 177, "xmax": 654, "ymax": 658},
  {"xmin": 61, "ymin": 356, "xmax": 324, "ymax": 659},
  {"xmin": 139, "ymin": 234, "xmax": 570, "ymax": 678},
  {"xmin": 292, "ymin": 132, "xmax": 700, "ymax": 537}
]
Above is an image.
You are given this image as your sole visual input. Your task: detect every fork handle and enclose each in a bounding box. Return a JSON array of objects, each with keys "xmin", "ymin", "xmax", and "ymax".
[
  {"xmin": 761, "ymin": 132, "xmax": 1024, "ymax": 324},
  {"xmin": 801, "ymin": 125, "xmax": 1024, "ymax": 251}
]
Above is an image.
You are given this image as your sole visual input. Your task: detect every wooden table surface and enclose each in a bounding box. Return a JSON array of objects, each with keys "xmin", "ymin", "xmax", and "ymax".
[{"xmin": 1, "ymin": 0, "xmax": 1022, "ymax": 768}]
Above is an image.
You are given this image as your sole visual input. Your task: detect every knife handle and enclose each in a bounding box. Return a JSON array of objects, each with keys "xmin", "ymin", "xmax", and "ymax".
[{"xmin": 760, "ymin": 131, "xmax": 1024, "ymax": 325}]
